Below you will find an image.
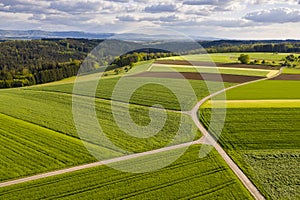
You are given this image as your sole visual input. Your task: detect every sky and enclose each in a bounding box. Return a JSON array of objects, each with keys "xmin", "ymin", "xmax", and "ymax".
[{"xmin": 0, "ymin": 0, "xmax": 300, "ymax": 39}]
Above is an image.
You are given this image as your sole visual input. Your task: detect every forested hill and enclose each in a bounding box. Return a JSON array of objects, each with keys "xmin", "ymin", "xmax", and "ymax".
[
  {"xmin": 0, "ymin": 38, "xmax": 174, "ymax": 88},
  {"xmin": 0, "ymin": 38, "xmax": 300, "ymax": 88},
  {"xmin": 0, "ymin": 39, "xmax": 101, "ymax": 88},
  {"xmin": 201, "ymin": 40, "xmax": 300, "ymax": 53}
]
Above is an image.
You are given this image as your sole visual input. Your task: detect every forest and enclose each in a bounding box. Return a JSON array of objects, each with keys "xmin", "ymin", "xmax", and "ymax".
[{"xmin": 0, "ymin": 38, "xmax": 299, "ymax": 88}]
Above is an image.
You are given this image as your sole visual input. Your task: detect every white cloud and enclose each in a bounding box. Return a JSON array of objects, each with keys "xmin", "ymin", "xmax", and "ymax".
[
  {"xmin": 199, "ymin": 19, "xmax": 257, "ymax": 28},
  {"xmin": 246, "ymin": 0, "xmax": 299, "ymax": 5},
  {"xmin": 182, "ymin": 0, "xmax": 244, "ymax": 12},
  {"xmin": 144, "ymin": 3, "xmax": 178, "ymax": 13},
  {"xmin": 117, "ymin": 15, "xmax": 139, "ymax": 21},
  {"xmin": 245, "ymin": 8, "xmax": 300, "ymax": 23},
  {"xmin": 0, "ymin": 0, "xmax": 299, "ymax": 39},
  {"xmin": 182, "ymin": 0, "xmax": 232, "ymax": 6},
  {"xmin": 49, "ymin": 1, "xmax": 101, "ymax": 13}
]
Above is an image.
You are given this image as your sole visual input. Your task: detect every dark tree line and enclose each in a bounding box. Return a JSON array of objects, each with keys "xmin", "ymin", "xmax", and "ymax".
[
  {"xmin": 200, "ymin": 41, "xmax": 300, "ymax": 53},
  {"xmin": 111, "ymin": 51, "xmax": 176, "ymax": 69},
  {"xmin": 0, "ymin": 39, "xmax": 100, "ymax": 88}
]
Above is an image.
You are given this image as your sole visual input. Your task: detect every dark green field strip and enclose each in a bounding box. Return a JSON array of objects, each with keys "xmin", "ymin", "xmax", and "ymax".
[
  {"xmin": 26, "ymin": 89, "xmax": 181, "ymax": 114},
  {"xmin": 29, "ymin": 77, "xmax": 236, "ymax": 111},
  {"xmin": 0, "ymin": 89, "xmax": 199, "ymax": 153},
  {"xmin": 200, "ymin": 108, "xmax": 300, "ymax": 150},
  {"xmin": 0, "ymin": 145, "xmax": 253, "ymax": 200},
  {"xmin": 199, "ymin": 108, "xmax": 300, "ymax": 199},
  {"xmin": 0, "ymin": 113, "xmax": 99, "ymax": 181}
]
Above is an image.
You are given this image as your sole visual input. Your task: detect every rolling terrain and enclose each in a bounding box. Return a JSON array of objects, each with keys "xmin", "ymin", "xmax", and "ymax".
[{"xmin": 0, "ymin": 52, "xmax": 298, "ymax": 199}]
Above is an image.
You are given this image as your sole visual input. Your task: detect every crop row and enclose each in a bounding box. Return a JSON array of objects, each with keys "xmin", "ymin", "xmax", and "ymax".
[
  {"xmin": 0, "ymin": 88, "xmax": 200, "ymax": 181},
  {"xmin": 0, "ymin": 145, "xmax": 253, "ymax": 200},
  {"xmin": 199, "ymin": 107, "xmax": 300, "ymax": 199},
  {"xmin": 0, "ymin": 113, "xmax": 97, "ymax": 181},
  {"xmin": 30, "ymin": 77, "xmax": 236, "ymax": 111}
]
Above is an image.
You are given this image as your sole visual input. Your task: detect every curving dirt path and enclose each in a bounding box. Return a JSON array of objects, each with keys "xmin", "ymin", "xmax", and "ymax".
[{"xmin": 0, "ymin": 68, "xmax": 283, "ymax": 200}]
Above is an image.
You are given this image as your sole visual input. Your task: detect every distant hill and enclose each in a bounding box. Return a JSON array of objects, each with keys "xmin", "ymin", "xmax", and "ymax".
[
  {"xmin": 0, "ymin": 29, "xmax": 219, "ymax": 41},
  {"xmin": 0, "ymin": 30, "xmax": 114, "ymax": 40}
]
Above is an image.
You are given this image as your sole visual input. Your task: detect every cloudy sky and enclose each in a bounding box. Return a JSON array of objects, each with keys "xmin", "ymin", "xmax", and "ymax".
[{"xmin": 0, "ymin": 0, "xmax": 300, "ymax": 39}]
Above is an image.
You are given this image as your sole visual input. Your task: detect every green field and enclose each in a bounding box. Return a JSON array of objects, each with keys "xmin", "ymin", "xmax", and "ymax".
[
  {"xmin": 0, "ymin": 60, "xmax": 237, "ymax": 183},
  {"xmin": 222, "ymin": 80, "xmax": 300, "ymax": 100},
  {"xmin": 199, "ymin": 65, "xmax": 300, "ymax": 199},
  {"xmin": 200, "ymin": 107, "xmax": 300, "ymax": 199},
  {"xmin": 0, "ymin": 87, "xmax": 201, "ymax": 181},
  {"xmin": 0, "ymin": 145, "xmax": 253, "ymax": 200},
  {"xmin": 1, "ymin": 52, "xmax": 298, "ymax": 199},
  {"xmin": 159, "ymin": 53, "xmax": 296, "ymax": 64},
  {"xmin": 0, "ymin": 113, "xmax": 97, "ymax": 181},
  {"xmin": 29, "ymin": 77, "xmax": 235, "ymax": 111},
  {"xmin": 283, "ymin": 68, "xmax": 300, "ymax": 74},
  {"xmin": 150, "ymin": 64, "xmax": 274, "ymax": 77}
]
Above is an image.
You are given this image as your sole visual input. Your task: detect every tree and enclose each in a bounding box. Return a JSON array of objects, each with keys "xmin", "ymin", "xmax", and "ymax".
[
  {"xmin": 238, "ymin": 54, "xmax": 250, "ymax": 64},
  {"xmin": 283, "ymin": 54, "xmax": 300, "ymax": 68}
]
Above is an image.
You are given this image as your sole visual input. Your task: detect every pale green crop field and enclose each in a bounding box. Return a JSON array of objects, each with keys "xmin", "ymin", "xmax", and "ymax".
[
  {"xmin": 223, "ymin": 80, "xmax": 300, "ymax": 100},
  {"xmin": 202, "ymin": 100, "xmax": 300, "ymax": 108},
  {"xmin": 283, "ymin": 68, "xmax": 300, "ymax": 74}
]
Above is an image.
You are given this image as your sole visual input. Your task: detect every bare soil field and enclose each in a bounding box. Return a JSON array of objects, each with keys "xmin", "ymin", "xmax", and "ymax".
[
  {"xmin": 271, "ymin": 74, "xmax": 300, "ymax": 80},
  {"xmin": 155, "ymin": 60, "xmax": 279, "ymax": 70},
  {"xmin": 129, "ymin": 72, "xmax": 262, "ymax": 83}
]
